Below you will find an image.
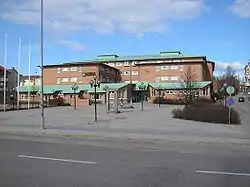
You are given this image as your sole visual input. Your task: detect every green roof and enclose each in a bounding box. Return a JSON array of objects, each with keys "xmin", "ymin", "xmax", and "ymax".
[
  {"xmin": 47, "ymin": 51, "xmax": 205, "ymax": 67},
  {"xmin": 18, "ymin": 86, "xmax": 39, "ymax": 93},
  {"xmin": 19, "ymin": 83, "xmax": 129, "ymax": 94},
  {"xmin": 149, "ymin": 81, "xmax": 212, "ymax": 90}
]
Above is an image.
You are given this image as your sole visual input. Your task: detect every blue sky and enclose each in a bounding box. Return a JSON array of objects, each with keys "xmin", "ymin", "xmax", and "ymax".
[{"xmin": 0, "ymin": 0, "xmax": 249, "ymax": 76}]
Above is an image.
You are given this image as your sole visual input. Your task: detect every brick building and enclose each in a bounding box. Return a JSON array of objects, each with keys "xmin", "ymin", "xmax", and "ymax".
[{"xmin": 18, "ymin": 51, "xmax": 215, "ymax": 107}]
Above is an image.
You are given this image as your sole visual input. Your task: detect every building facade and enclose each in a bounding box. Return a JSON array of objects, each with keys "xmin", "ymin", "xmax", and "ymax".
[
  {"xmin": 0, "ymin": 66, "xmax": 18, "ymax": 107},
  {"xmin": 19, "ymin": 51, "xmax": 215, "ymax": 107}
]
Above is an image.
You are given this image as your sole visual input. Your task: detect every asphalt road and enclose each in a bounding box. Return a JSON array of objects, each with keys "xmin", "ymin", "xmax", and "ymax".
[{"xmin": 1, "ymin": 137, "xmax": 250, "ymax": 187}]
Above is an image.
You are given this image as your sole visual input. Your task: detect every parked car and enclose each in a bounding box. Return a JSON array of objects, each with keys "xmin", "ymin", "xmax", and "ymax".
[{"xmin": 238, "ymin": 97, "xmax": 245, "ymax": 102}]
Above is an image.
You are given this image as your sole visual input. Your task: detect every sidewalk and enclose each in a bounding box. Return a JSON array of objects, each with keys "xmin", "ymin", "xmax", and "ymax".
[{"xmin": 1, "ymin": 104, "xmax": 250, "ymax": 146}]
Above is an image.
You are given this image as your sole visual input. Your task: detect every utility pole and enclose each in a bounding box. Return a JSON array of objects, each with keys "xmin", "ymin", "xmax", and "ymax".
[{"xmin": 40, "ymin": 0, "xmax": 45, "ymax": 131}]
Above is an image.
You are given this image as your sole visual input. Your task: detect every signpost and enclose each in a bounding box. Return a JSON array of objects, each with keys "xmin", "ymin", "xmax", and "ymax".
[{"xmin": 226, "ymin": 86, "xmax": 235, "ymax": 124}]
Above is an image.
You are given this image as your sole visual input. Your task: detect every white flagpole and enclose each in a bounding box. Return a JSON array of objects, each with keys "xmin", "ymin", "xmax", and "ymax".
[
  {"xmin": 3, "ymin": 33, "xmax": 8, "ymax": 112},
  {"xmin": 17, "ymin": 38, "xmax": 21, "ymax": 109},
  {"xmin": 28, "ymin": 40, "xmax": 31, "ymax": 109}
]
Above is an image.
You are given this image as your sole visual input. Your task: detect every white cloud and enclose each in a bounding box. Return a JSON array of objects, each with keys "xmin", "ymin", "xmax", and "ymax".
[
  {"xmin": 215, "ymin": 61, "xmax": 245, "ymax": 71},
  {"xmin": 0, "ymin": 0, "xmax": 205, "ymax": 35},
  {"xmin": 230, "ymin": 0, "xmax": 250, "ymax": 18},
  {"xmin": 59, "ymin": 40, "xmax": 86, "ymax": 51}
]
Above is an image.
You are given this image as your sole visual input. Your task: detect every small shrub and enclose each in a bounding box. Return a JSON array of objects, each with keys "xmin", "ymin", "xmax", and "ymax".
[{"xmin": 172, "ymin": 104, "xmax": 241, "ymax": 125}]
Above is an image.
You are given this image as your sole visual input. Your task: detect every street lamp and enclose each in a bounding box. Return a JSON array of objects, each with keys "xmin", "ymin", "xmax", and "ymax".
[
  {"xmin": 158, "ymin": 85, "xmax": 162, "ymax": 107},
  {"xmin": 71, "ymin": 83, "xmax": 78, "ymax": 109},
  {"xmin": 89, "ymin": 76, "xmax": 100, "ymax": 122},
  {"xmin": 138, "ymin": 82, "xmax": 146, "ymax": 111}
]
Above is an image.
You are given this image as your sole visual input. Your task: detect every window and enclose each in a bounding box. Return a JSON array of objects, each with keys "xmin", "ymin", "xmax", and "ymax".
[
  {"xmin": 171, "ymin": 65, "xmax": 179, "ymax": 70},
  {"xmin": 78, "ymin": 77, "xmax": 83, "ymax": 82},
  {"xmin": 161, "ymin": 66, "xmax": 169, "ymax": 70},
  {"xmin": 170, "ymin": 76, "xmax": 179, "ymax": 81},
  {"xmin": 124, "ymin": 71, "xmax": 130, "ymax": 75},
  {"xmin": 131, "ymin": 61, "xmax": 136, "ymax": 66},
  {"xmin": 116, "ymin": 62, "xmax": 123, "ymax": 66},
  {"xmin": 156, "ymin": 76, "xmax": 160, "ymax": 82},
  {"xmin": 57, "ymin": 68, "xmax": 61, "ymax": 73},
  {"xmin": 132, "ymin": 71, "xmax": 138, "ymax": 75},
  {"xmin": 70, "ymin": 67, "xmax": 78, "ymax": 71},
  {"xmin": 57, "ymin": 78, "xmax": 61, "ymax": 84},
  {"xmin": 156, "ymin": 66, "xmax": 160, "ymax": 72},
  {"xmin": 61, "ymin": 77, "xmax": 69, "ymax": 82},
  {"xmin": 78, "ymin": 67, "xmax": 83, "ymax": 72},
  {"xmin": 62, "ymin": 67, "xmax": 69, "ymax": 72},
  {"xmin": 108, "ymin": 63, "xmax": 115, "ymax": 67},
  {"xmin": 124, "ymin": 62, "xmax": 130, "ymax": 66},
  {"xmin": 161, "ymin": 76, "xmax": 169, "ymax": 81},
  {"xmin": 100, "ymin": 67, "xmax": 105, "ymax": 72},
  {"xmin": 70, "ymin": 77, "xmax": 77, "ymax": 82},
  {"xmin": 180, "ymin": 65, "xmax": 184, "ymax": 71}
]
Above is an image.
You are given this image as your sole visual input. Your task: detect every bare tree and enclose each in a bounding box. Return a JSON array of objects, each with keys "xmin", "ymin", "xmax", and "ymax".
[{"xmin": 178, "ymin": 66, "xmax": 198, "ymax": 105}]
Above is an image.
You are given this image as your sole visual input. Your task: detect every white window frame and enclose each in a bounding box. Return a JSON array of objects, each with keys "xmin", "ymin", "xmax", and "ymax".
[
  {"xmin": 161, "ymin": 66, "xmax": 169, "ymax": 70},
  {"xmin": 132, "ymin": 70, "xmax": 139, "ymax": 75},
  {"xmin": 62, "ymin": 67, "xmax": 69, "ymax": 72},
  {"xmin": 69, "ymin": 77, "xmax": 77, "ymax": 82},
  {"xmin": 116, "ymin": 62, "xmax": 123, "ymax": 67},
  {"xmin": 108, "ymin": 63, "xmax": 115, "ymax": 67},
  {"xmin": 56, "ymin": 78, "xmax": 61, "ymax": 84},
  {"xmin": 124, "ymin": 61, "xmax": 130, "ymax": 67},
  {"xmin": 156, "ymin": 76, "xmax": 160, "ymax": 82},
  {"xmin": 170, "ymin": 65, "xmax": 179, "ymax": 70},
  {"xmin": 57, "ymin": 68, "xmax": 61, "ymax": 73},
  {"xmin": 170, "ymin": 76, "xmax": 179, "ymax": 81},
  {"xmin": 156, "ymin": 66, "xmax": 160, "ymax": 72},
  {"xmin": 124, "ymin": 71, "xmax": 130, "ymax": 75},
  {"xmin": 161, "ymin": 76, "xmax": 169, "ymax": 81},
  {"xmin": 70, "ymin": 67, "xmax": 78, "ymax": 71},
  {"xmin": 61, "ymin": 77, "xmax": 69, "ymax": 82}
]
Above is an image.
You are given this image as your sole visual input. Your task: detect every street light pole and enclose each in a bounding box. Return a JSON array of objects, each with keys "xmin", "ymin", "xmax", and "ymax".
[
  {"xmin": 71, "ymin": 83, "xmax": 78, "ymax": 110},
  {"xmin": 90, "ymin": 76, "xmax": 100, "ymax": 122},
  {"xmin": 40, "ymin": 0, "xmax": 45, "ymax": 131},
  {"xmin": 138, "ymin": 82, "xmax": 146, "ymax": 111}
]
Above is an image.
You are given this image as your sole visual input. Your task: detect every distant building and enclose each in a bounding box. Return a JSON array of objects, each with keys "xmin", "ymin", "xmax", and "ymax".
[
  {"xmin": 0, "ymin": 66, "xmax": 18, "ymax": 105},
  {"xmin": 244, "ymin": 62, "xmax": 250, "ymax": 93}
]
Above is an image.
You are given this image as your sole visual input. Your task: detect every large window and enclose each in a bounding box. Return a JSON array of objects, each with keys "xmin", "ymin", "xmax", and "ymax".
[
  {"xmin": 61, "ymin": 77, "xmax": 69, "ymax": 82},
  {"xmin": 124, "ymin": 61, "xmax": 130, "ymax": 66},
  {"xmin": 70, "ymin": 77, "xmax": 77, "ymax": 82}
]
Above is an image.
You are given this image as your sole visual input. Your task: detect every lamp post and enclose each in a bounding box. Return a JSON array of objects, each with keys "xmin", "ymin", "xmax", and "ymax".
[
  {"xmin": 71, "ymin": 83, "xmax": 78, "ymax": 109},
  {"xmin": 138, "ymin": 82, "xmax": 146, "ymax": 111},
  {"xmin": 90, "ymin": 76, "xmax": 100, "ymax": 122},
  {"xmin": 158, "ymin": 85, "xmax": 162, "ymax": 107}
]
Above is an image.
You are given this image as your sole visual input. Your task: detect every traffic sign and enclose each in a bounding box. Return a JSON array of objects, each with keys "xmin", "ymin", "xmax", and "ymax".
[
  {"xmin": 226, "ymin": 86, "xmax": 235, "ymax": 95},
  {"xmin": 226, "ymin": 97, "xmax": 234, "ymax": 106}
]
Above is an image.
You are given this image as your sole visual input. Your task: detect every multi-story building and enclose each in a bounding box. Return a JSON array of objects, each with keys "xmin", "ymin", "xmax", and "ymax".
[
  {"xmin": 0, "ymin": 66, "xmax": 18, "ymax": 107},
  {"xmin": 18, "ymin": 51, "xmax": 215, "ymax": 106}
]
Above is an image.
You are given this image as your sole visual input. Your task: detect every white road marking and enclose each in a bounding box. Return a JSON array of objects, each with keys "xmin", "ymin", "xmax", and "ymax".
[
  {"xmin": 196, "ymin": 170, "xmax": 250, "ymax": 177},
  {"xmin": 18, "ymin": 155, "xmax": 98, "ymax": 164}
]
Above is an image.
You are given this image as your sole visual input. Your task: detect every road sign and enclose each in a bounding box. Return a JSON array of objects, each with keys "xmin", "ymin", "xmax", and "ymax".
[
  {"xmin": 226, "ymin": 97, "xmax": 234, "ymax": 106},
  {"xmin": 226, "ymin": 86, "xmax": 235, "ymax": 95}
]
